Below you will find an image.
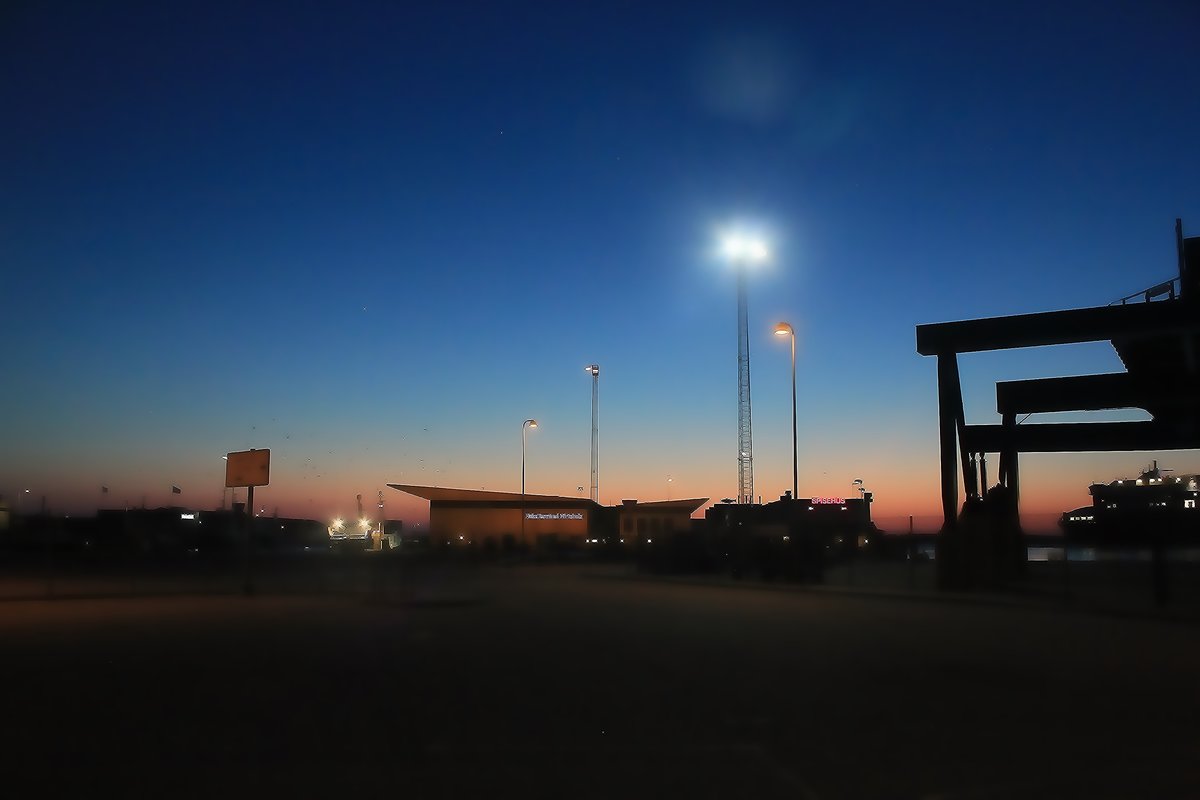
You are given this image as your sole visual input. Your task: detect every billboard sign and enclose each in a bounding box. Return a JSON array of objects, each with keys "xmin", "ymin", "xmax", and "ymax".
[{"xmin": 225, "ymin": 449, "xmax": 270, "ymax": 488}]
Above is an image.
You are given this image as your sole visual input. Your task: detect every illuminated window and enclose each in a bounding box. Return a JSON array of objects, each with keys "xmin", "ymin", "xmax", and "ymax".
[{"xmin": 1186, "ymin": 500, "xmax": 1196, "ymax": 509}]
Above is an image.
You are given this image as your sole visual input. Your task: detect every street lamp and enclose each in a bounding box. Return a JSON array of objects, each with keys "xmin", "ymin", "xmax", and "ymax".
[
  {"xmin": 521, "ymin": 419, "xmax": 538, "ymax": 547},
  {"xmin": 774, "ymin": 321, "xmax": 798, "ymax": 500},
  {"xmin": 220, "ymin": 455, "xmax": 230, "ymax": 510}
]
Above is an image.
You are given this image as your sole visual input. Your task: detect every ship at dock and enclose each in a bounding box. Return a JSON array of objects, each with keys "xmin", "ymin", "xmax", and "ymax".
[{"xmin": 1060, "ymin": 461, "xmax": 1200, "ymax": 544}]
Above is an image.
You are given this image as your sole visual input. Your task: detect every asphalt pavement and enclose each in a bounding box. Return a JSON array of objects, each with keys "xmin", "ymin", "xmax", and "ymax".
[{"xmin": 2, "ymin": 563, "xmax": 1197, "ymax": 799}]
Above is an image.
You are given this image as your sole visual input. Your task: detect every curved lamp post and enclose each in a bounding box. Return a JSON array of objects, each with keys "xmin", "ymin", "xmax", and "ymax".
[{"xmin": 774, "ymin": 321, "xmax": 798, "ymax": 500}]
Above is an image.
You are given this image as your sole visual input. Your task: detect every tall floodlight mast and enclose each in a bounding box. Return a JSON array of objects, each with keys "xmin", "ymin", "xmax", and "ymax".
[
  {"xmin": 722, "ymin": 234, "xmax": 769, "ymax": 504},
  {"xmin": 586, "ymin": 364, "xmax": 600, "ymax": 503},
  {"xmin": 737, "ymin": 267, "xmax": 754, "ymax": 504}
]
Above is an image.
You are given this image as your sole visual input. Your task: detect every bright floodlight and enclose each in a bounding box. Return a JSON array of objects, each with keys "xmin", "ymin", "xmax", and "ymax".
[
  {"xmin": 360, "ymin": 518, "xmax": 370, "ymax": 530},
  {"xmin": 332, "ymin": 518, "xmax": 344, "ymax": 530},
  {"xmin": 721, "ymin": 234, "xmax": 770, "ymax": 264}
]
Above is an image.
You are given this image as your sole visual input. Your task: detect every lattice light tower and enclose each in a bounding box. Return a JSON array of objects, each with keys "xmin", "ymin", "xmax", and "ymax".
[
  {"xmin": 736, "ymin": 267, "xmax": 754, "ymax": 503},
  {"xmin": 586, "ymin": 364, "xmax": 599, "ymax": 503},
  {"xmin": 722, "ymin": 234, "xmax": 769, "ymax": 504}
]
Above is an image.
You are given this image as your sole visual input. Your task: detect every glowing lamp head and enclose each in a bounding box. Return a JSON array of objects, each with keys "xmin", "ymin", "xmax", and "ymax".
[
  {"xmin": 721, "ymin": 234, "xmax": 770, "ymax": 264},
  {"xmin": 332, "ymin": 518, "xmax": 344, "ymax": 531},
  {"xmin": 360, "ymin": 518, "xmax": 370, "ymax": 530},
  {"xmin": 774, "ymin": 321, "xmax": 794, "ymax": 337},
  {"xmin": 525, "ymin": 419, "xmax": 538, "ymax": 430}
]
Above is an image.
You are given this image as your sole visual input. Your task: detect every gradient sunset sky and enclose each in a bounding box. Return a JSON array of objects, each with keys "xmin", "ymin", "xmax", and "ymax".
[{"xmin": 3, "ymin": 1, "xmax": 1199, "ymax": 532}]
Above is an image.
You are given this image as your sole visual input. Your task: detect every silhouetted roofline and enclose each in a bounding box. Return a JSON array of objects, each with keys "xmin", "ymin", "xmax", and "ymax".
[
  {"xmin": 388, "ymin": 484, "xmax": 707, "ymax": 512},
  {"xmin": 388, "ymin": 484, "xmax": 598, "ymax": 504},
  {"xmin": 619, "ymin": 498, "xmax": 709, "ymax": 513}
]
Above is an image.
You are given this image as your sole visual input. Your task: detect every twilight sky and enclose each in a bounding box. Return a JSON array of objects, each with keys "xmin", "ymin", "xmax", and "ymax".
[{"xmin": 3, "ymin": 0, "xmax": 1198, "ymax": 532}]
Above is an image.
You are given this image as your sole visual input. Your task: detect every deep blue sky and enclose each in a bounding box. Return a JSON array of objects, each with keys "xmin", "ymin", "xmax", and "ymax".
[{"xmin": 3, "ymin": 0, "xmax": 1198, "ymax": 529}]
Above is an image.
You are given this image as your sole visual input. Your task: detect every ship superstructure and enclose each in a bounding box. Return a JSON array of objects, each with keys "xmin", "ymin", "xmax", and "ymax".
[{"xmin": 1061, "ymin": 461, "xmax": 1199, "ymax": 542}]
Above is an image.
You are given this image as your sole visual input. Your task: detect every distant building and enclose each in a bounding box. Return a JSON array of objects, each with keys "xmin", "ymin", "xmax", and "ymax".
[
  {"xmin": 615, "ymin": 498, "xmax": 708, "ymax": 545},
  {"xmin": 700, "ymin": 491, "xmax": 879, "ymax": 580},
  {"xmin": 706, "ymin": 491, "xmax": 877, "ymax": 548},
  {"xmin": 388, "ymin": 484, "xmax": 708, "ymax": 550},
  {"xmin": 87, "ymin": 507, "xmax": 327, "ymax": 553}
]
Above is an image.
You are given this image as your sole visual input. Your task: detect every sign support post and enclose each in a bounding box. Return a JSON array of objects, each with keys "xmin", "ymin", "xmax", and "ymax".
[
  {"xmin": 244, "ymin": 483, "xmax": 255, "ymax": 595},
  {"xmin": 225, "ymin": 448, "xmax": 270, "ymax": 597}
]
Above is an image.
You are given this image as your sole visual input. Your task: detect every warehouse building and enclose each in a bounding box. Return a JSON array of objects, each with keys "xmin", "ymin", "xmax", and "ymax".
[{"xmin": 389, "ymin": 484, "xmax": 707, "ymax": 550}]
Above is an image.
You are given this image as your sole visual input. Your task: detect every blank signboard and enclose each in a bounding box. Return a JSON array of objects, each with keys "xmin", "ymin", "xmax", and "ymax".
[{"xmin": 225, "ymin": 449, "xmax": 270, "ymax": 488}]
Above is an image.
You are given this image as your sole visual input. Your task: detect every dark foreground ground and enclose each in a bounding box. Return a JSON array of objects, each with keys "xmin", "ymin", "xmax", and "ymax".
[{"xmin": 2, "ymin": 563, "xmax": 1197, "ymax": 799}]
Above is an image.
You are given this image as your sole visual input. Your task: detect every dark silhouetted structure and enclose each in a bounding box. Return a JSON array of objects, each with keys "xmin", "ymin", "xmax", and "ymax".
[
  {"xmin": 917, "ymin": 219, "xmax": 1200, "ymax": 590},
  {"xmin": 703, "ymin": 491, "xmax": 878, "ymax": 580}
]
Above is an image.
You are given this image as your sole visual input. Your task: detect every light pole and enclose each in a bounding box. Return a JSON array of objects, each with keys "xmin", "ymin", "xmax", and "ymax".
[
  {"xmin": 721, "ymin": 233, "xmax": 769, "ymax": 504},
  {"xmin": 220, "ymin": 455, "xmax": 229, "ymax": 510},
  {"xmin": 521, "ymin": 419, "xmax": 538, "ymax": 547},
  {"xmin": 774, "ymin": 321, "xmax": 798, "ymax": 500},
  {"xmin": 585, "ymin": 365, "xmax": 599, "ymax": 503}
]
